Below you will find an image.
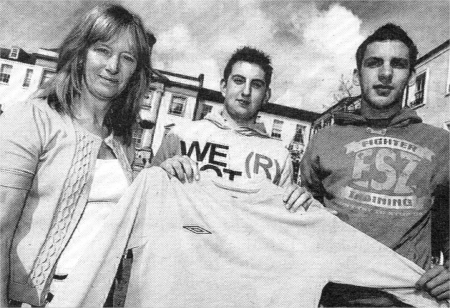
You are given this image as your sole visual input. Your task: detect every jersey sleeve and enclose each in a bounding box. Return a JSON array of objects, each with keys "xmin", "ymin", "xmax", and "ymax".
[
  {"xmin": 323, "ymin": 212, "xmax": 444, "ymax": 307},
  {"xmin": 150, "ymin": 129, "xmax": 182, "ymax": 167}
]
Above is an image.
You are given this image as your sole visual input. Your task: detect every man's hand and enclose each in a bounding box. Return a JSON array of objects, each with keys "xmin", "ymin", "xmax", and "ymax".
[
  {"xmin": 415, "ymin": 262, "xmax": 449, "ymax": 301},
  {"xmin": 282, "ymin": 184, "xmax": 315, "ymax": 213},
  {"xmin": 159, "ymin": 155, "xmax": 200, "ymax": 183}
]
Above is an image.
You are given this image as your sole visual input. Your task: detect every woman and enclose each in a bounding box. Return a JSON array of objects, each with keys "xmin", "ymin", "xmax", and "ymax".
[{"xmin": 0, "ymin": 4, "xmax": 153, "ymax": 307}]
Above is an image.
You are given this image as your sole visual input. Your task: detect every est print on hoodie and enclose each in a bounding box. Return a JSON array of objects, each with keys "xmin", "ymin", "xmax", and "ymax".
[{"xmin": 300, "ymin": 108, "xmax": 449, "ymax": 269}]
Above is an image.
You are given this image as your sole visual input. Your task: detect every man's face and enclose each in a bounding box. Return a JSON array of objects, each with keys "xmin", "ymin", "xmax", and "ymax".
[
  {"xmin": 221, "ymin": 61, "xmax": 270, "ymax": 124},
  {"xmin": 355, "ymin": 40, "xmax": 412, "ymax": 111}
]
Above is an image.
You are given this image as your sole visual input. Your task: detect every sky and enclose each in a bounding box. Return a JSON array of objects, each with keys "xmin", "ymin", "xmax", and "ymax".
[{"xmin": 1, "ymin": 0, "xmax": 448, "ymax": 112}]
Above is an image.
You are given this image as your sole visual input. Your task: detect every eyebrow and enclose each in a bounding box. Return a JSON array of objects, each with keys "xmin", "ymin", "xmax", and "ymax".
[
  {"xmin": 94, "ymin": 41, "xmax": 137, "ymax": 55},
  {"xmin": 231, "ymin": 74, "xmax": 266, "ymax": 85},
  {"xmin": 391, "ymin": 57, "xmax": 409, "ymax": 64},
  {"xmin": 363, "ymin": 56, "xmax": 382, "ymax": 62},
  {"xmin": 363, "ymin": 56, "xmax": 409, "ymax": 63}
]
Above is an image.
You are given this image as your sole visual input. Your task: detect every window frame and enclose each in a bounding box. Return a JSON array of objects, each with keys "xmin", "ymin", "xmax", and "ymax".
[
  {"xmin": 9, "ymin": 47, "xmax": 19, "ymax": 59},
  {"xmin": 142, "ymin": 90, "xmax": 153, "ymax": 108},
  {"xmin": 293, "ymin": 124, "xmax": 306, "ymax": 144},
  {"xmin": 271, "ymin": 119, "xmax": 284, "ymax": 139},
  {"xmin": 168, "ymin": 95, "xmax": 187, "ymax": 117},
  {"xmin": 132, "ymin": 125, "xmax": 144, "ymax": 149},
  {"xmin": 22, "ymin": 68, "xmax": 33, "ymax": 88},
  {"xmin": 40, "ymin": 69, "xmax": 56, "ymax": 87},
  {"xmin": 0, "ymin": 64, "xmax": 13, "ymax": 84},
  {"xmin": 200, "ymin": 104, "xmax": 213, "ymax": 119},
  {"xmin": 410, "ymin": 69, "xmax": 428, "ymax": 109}
]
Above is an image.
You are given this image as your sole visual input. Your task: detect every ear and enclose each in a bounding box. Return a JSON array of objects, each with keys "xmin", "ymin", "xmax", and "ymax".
[
  {"xmin": 408, "ymin": 71, "xmax": 416, "ymax": 87},
  {"xmin": 352, "ymin": 69, "xmax": 360, "ymax": 86},
  {"xmin": 264, "ymin": 87, "xmax": 272, "ymax": 105},
  {"xmin": 220, "ymin": 79, "xmax": 227, "ymax": 97}
]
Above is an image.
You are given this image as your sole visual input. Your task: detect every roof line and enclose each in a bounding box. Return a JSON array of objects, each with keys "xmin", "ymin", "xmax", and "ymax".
[
  {"xmin": 417, "ymin": 40, "xmax": 450, "ymax": 64},
  {"xmin": 155, "ymin": 69, "xmax": 201, "ymax": 81}
]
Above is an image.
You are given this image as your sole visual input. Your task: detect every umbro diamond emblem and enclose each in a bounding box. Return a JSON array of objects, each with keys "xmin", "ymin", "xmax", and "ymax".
[{"xmin": 183, "ymin": 225, "xmax": 212, "ymax": 234}]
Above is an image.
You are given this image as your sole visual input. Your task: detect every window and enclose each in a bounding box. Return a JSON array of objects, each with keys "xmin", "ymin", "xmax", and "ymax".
[
  {"xmin": 0, "ymin": 64, "xmax": 13, "ymax": 84},
  {"xmin": 200, "ymin": 104, "xmax": 212, "ymax": 119},
  {"xmin": 345, "ymin": 104, "xmax": 355, "ymax": 113},
  {"xmin": 142, "ymin": 90, "xmax": 153, "ymax": 108},
  {"xmin": 168, "ymin": 95, "xmax": 186, "ymax": 117},
  {"xmin": 293, "ymin": 124, "xmax": 305, "ymax": 144},
  {"xmin": 412, "ymin": 72, "xmax": 426, "ymax": 107},
  {"xmin": 9, "ymin": 47, "xmax": 19, "ymax": 59},
  {"xmin": 22, "ymin": 69, "xmax": 33, "ymax": 88},
  {"xmin": 271, "ymin": 119, "xmax": 283, "ymax": 139},
  {"xmin": 132, "ymin": 125, "xmax": 144, "ymax": 148},
  {"xmin": 40, "ymin": 70, "xmax": 55, "ymax": 87}
]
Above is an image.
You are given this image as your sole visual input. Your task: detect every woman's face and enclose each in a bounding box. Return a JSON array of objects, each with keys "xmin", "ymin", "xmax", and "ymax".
[{"xmin": 83, "ymin": 30, "xmax": 138, "ymax": 102}]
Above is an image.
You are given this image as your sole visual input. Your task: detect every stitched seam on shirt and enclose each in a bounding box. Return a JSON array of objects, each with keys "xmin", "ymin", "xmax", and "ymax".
[
  {"xmin": 27, "ymin": 130, "xmax": 94, "ymax": 290},
  {"xmin": 0, "ymin": 167, "xmax": 35, "ymax": 177}
]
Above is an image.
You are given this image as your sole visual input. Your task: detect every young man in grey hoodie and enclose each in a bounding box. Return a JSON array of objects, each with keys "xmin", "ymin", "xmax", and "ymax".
[{"xmin": 301, "ymin": 23, "xmax": 449, "ymax": 306}]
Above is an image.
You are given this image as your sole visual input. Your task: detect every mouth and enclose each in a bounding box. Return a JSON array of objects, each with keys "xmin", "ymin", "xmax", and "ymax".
[
  {"xmin": 99, "ymin": 75, "xmax": 119, "ymax": 84},
  {"xmin": 373, "ymin": 85, "xmax": 394, "ymax": 90},
  {"xmin": 236, "ymin": 99, "xmax": 251, "ymax": 106},
  {"xmin": 373, "ymin": 85, "xmax": 394, "ymax": 96}
]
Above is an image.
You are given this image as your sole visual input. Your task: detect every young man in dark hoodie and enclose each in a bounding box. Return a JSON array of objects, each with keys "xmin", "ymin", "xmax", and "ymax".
[{"xmin": 300, "ymin": 24, "xmax": 449, "ymax": 306}]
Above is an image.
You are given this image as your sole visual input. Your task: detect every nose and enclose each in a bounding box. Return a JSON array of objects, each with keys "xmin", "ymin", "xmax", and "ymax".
[
  {"xmin": 379, "ymin": 63, "xmax": 393, "ymax": 83},
  {"xmin": 106, "ymin": 55, "xmax": 120, "ymax": 74},
  {"xmin": 242, "ymin": 81, "xmax": 251, "ymax": 97}
]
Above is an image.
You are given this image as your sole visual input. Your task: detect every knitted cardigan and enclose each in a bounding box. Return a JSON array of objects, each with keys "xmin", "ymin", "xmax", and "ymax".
[{"xmin": 0, "ymin": 98, "xmax": 134, "ymax": 306}]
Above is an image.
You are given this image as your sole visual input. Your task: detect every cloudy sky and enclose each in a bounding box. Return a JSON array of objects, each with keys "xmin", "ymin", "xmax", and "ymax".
[{"xmin": 1, "ymin": 0, "xmax": 448, "ymax": 112}]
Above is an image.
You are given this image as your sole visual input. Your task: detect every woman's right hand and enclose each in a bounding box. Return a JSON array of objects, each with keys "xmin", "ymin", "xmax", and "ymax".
[{"xmin": 160, "ymin": 155, "xmax": 200, "ymax": 183}]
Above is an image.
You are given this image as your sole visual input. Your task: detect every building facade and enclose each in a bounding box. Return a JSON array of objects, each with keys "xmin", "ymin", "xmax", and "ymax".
[
  {"xmin": 0, "ymin": 46, "xmax": 57, "ymax": 112},
  {"xmin": 312, "ymin": 40, "xmax": 450, "ymax": 134},
  {"xmin": 0, "ymin": 45, "xmax": 321, "ymax": 181},
  {"xmin": 403, "ymin": 40, "xmax": 450, "ymax": 130},
  {"xmin": 133, "ymin": 70, "xmax": 205, "ymax": 169}
]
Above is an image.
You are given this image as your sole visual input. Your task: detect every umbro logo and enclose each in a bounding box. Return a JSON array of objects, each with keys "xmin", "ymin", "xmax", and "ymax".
[{"xmin": 183, "ymin": 225, "xmax": 212, "ymax": 234}]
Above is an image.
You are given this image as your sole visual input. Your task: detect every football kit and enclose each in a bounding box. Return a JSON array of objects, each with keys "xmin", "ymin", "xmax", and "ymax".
[{"xmin": 122, "ymin": 167, "xmax": 446, "ymax": 308}]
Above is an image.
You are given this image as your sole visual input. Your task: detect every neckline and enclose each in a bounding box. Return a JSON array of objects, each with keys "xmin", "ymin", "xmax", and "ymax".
[
  {"xmin": 72, "ymin": 119, "xmax": 113, "ymax": 141},
  {"xmin": 199, "ymin": 171, "xmax": 283, "ymax": 203}
]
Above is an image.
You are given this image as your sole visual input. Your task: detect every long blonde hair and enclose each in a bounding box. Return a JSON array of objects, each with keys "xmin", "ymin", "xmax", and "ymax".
[{"xmin": 39, "ymin": 4, "xmax": 154, "ymax": 145}]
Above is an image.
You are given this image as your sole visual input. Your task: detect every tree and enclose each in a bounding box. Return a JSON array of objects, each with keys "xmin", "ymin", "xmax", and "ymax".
[{"xmin": 332, "ymin": 74, "xmax": 355, "ymax": 104}]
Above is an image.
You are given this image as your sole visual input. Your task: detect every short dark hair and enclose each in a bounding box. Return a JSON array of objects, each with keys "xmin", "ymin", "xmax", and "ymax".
[
  {"xmin": 223, "ymin": 46, "xmax": 273, "ymax": 86},
  {"xmin": 356, "ymin": 23, "xmax": 418, "ymax": 73}
]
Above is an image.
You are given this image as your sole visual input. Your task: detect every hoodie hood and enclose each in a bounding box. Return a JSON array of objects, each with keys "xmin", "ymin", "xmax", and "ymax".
[
  {"xmin": 204, "ymin": 108, "xmax": 271, "ymax": 138},
  {"xmin": 334, "ymin": 107, "xmax": 422, "ymax": 128}
]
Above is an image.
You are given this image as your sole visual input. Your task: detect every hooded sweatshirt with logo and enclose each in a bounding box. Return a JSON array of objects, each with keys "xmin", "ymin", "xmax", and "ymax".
[
  {"xmin": 151, "ymin": 109, "xmax": 293, "ymax": 187},
  {"xmin": 300, "ymin": 108, "xmax": 449, "ymax": 306}
]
